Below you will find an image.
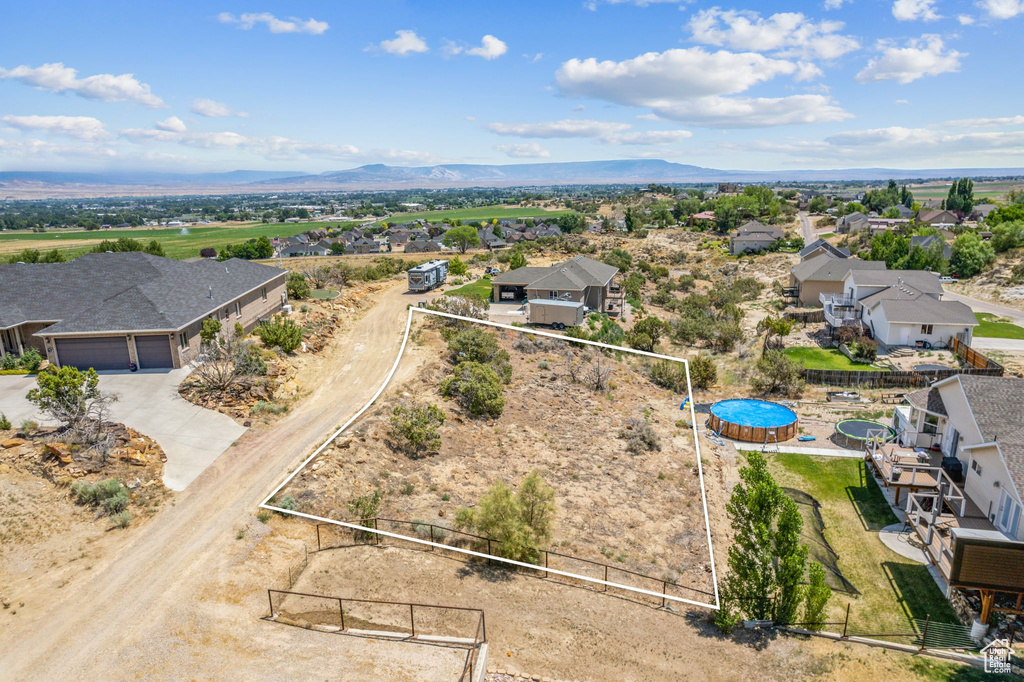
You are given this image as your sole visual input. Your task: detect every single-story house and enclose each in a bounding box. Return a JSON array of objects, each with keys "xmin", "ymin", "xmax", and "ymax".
[
  {"xmin": 971, "ymin": 204, "xmax": 998, "ymax": 221},
  {"xmin": 798, "ymin": 238, "xmax": 850, "ymax": 261},
  {"xmin": 279, "ymin": 239, "xmax": 331, "ymax": 257},
  {"xmin": 917, "ymin": 209, "xmax": 960, "ymax": 228},
  {"xmin": 478, "ymin": 228, "xmax": 507, "ymax": 250},
  {"xmin": 490, "ymin": 256, "xmax": 619, "ymax": 310},
  {"xmin": 0, "ymin": 252, "xmax": 287, "ymax": 371},
  {"xmin": 893, "ymin": 203, "xmax": 916, "ymax": 219},
  {"xmin": 788, "ymin": 251, "xmax": 885, "ymax": 307},
  {"xmin": 729, "ymin": 220, "xmax": 784, "ymax": 255},
  {"xmin": 404, "ymin": 239, "xmax": 442, "ymax": 253},
  {"xmin": 836, "ymin": 211, "xmax": 870, "ymax": 233},
  {"xmin": 910, "ymin": 234, "xmax": 952, "ymax": 260}
]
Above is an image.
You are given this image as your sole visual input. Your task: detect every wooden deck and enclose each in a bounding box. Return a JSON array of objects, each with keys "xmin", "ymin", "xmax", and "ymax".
[
  {"xmin": 866, "ymin": 444, "xmax": 943, "ymax": 491},
  {"xmin": 908, "ymin": 496, "xmax": 995, "ymax": 580}
]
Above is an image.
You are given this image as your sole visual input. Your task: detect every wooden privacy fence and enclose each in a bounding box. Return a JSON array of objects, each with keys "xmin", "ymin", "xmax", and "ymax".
[
  {"xmin": 951, "ymin": 335, "xmax": 1003, "ymax": 372},
  {"xmin": 785, "ymin": 309, "xmax": 825, "ymax": 324}
]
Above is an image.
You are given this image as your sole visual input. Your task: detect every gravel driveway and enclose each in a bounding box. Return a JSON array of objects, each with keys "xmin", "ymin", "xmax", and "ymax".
[{"xmin": 0, "ymin": 368, "xmax": 246, "ymax": 490}]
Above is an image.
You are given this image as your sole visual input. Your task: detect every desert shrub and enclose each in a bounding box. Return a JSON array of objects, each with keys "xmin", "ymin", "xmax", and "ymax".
[
  {"xmin": 602, "ymin": 248, "xmax": 632, "ymax": 271},
  {"xmin": 274, "ymin": 494, "xmax": 297, "ymax": 513},
  {"xmin": 440, "ymin": 361, "xmax": 505, "ymax": 418},
  {"xmin": 750, "ymin": 349, "xmax": 804, "ymax": 397},
  {"xmin": 619, "ymin": 419, "xmax": 661, "ymax": 455},
  {"xmin": 72, "ymin": 478, "xmax": 127, "ymax": 514},
  {"xmin": 426, "ymin": 293, "xmax": 489, "ymax": 322},
  {"xmin": 446, "ymin": 328, "xmax": 512, "ymax": 382},
  {"xmin": 100, "ymin": 491, "xmax": 130, "ymax": 515},
  {"xmin": 20, "ymin": 419, "xmax": 38, "ymax": 432},
  {"xmin": 649, "ymin": 360, "xmax": 688, "ymax": 393},
  {"xmin": 236, "ymin": 344, "xmax": 267, "ymax": 376},
  {"xmin": 512, "ymin": 334, "xmax": 556, "ymax": 354},
  {"xmin": 689, "ymin": 353, "xmax": 718, "ymax": 390},
  {"xmin": 0, "ymin": 413, "xmax": 10, "ymax": 430},
  {"xmin": 678, "ymin": 274, "xmax": 695, "ymax": 292},
  {"xmin": 110, "ymin": 510, "xmax": 132, "ymax": 529},
  {"xmin": 626, "ymin": 317, "xmax": 669, "ymax": 352},
  {"xmin": 389, "ymin": 404, "xmax": 445, "ymax": 455},
  {"xmin": 454, "ymin": 471, "xmax": 555, "ymax": 563},
  {"xmin": 255, "ymin": 316, "xmax": 303, "ymax": 353},
  {"xmin": 251, "ymin": 400, "xmax": 288, "ymax": 415},
  {"xmin": 850, "ymin": 336, "xmax": 878, "ymax": 362},
  {"xmin": 347, "ymin": 489, "xmax": 385, "ymax": 539},
  {"xmin": 287, "ymin": 271, "xmax": 311, "ymax": 299},
  {"xmin": 18, "ymin": 349, "xmax": 43, "ymax": 371}
]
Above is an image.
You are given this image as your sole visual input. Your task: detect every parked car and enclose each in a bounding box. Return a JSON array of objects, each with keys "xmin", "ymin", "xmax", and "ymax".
[
  {"xmin": 484, "ymin": 266, "xmax": 500, "ymax": 276},
  {"xmin": 939, "ymin": 276, "xmax": 955, "ymax": 283}
]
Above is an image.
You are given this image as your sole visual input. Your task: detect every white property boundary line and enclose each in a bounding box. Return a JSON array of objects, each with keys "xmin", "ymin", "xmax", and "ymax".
[{"xmin": 260, "ymin": 307, "xmax": 720, "ymax": 610}]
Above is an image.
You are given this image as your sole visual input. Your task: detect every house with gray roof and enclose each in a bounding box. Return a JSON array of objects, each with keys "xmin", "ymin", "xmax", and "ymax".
[
  {"xmin": 798, "ymin": 238, "xmax": 850, "ymax": 261},
  {"xmin": 728, "ymin": 220, "xmax": 785, "ymax": 255},
  {"xmin": 788, "ymin": 251, "xmax": 885, "ymax": 307},
  {"xmin": 0, "ymin": 252, "xmax": 287, "ymax": 371},
  {"xmin": 910, "ymin": 234, "xmax": 952, "ymax": 260},
  {"xmin": 836, "ymin": 211, "xmax": 870, "ymax": 233},
  {"xmin": 490, "ymin": 256, "xmax": 621, "ymax": 312}
]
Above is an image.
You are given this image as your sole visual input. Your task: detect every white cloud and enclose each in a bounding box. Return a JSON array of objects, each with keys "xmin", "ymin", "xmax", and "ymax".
[
  {"xmin": 488, "ymin": 119, "xmax": 632, "ymax": 138},
  {"xmin": 585, "ymin": 0, "xmax": 691, "ymax": 8},
  {"xmin": 486, "ymin": 118, "xmax": 692, "ymax": 145},
  {"xmin": 496, "ymin": 142, "xmax": 551, "ymax": 158},
  {"xmin": 895, "ymin": 98, "xmax": 911, "ymax": 104},
  {"xmin": 377, "ymin": 30, "xmax": 429, "ymax": 56},
  {"xmin": 154, "ymin": 116, "xmax": 187, "ymax": 133},
  {"xmin": 892, "ymin": 0, "xmax": 941, "ymax": 21},
  {"xmin": 795, "ymin": 62, "xmax": 825, "ymax": 81},
  {"xmin": 446, "ymin": 35, "xmax": 508, "ymax": 60},
  {"xmin": 944, "ymin": 114, "xmax": 1024, "ymax": 126},
  {"xmin": 555, "ymin": 48, "xmax": 850, "ymax": 127},
  {"xmin": 977, "ymin": 0, "xmax": 1024, "ymax": 19},
  {"xmin": 957, "ymin": 13, "xmax": 976, "ymax": 24},
  {"xmin": 120, "ymin": 125, "xmax": 359, "ymax": 160},
  {"xmin": 823, "ymin": 0, "xmax": 850, "ymax": 8},
  {"xmin": 0, "ymin": 114, "xmax": 107, "ymax": 140},
  {"xmin": 687, "ymin": 9, "xmax": 860, "ymax": 61},
  {"xmin": 217, "ymin": 12, "xmax": 328, "ymax": 35},
  {"xmin": 0, "ymin": 62, "xmax": 164, "ymax": 108},
  {"xmin": 0, "ymin": 137, "xmax": 119, "ymax": 159},
  {"xmin": 856, "ymin": 35, "xmax": 964, "ymax": 84},
  {"xmin": 190, "ymin": 98, "xmax": 249, "ymax": 118},
  {"xmin": 524, "ymin": 53, "xmax": 543, "ymax": 63}
]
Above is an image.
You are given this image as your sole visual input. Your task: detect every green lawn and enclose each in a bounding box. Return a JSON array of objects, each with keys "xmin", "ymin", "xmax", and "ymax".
[
  {"xmin": 974, "ymin": 312, "xmax": 1024, "ymax": 339},
  {"xmin": 377, "ymin": 205, "xmax": 568, "ymax": 226},
  {"xmin": 310, "ymin": 289, "xmax": 340, "ymax": 300},
  {"xmin": 767, "ymin": 453, "xmax": 963, "ymax": 633},
  {"xmin": 0, "ymin": 221, "xmax": 368, "ymax": 261},
  {"xmin": 782, "ymin": 346, "xmax": 884, "ymax": 371},
  {"xmin": 444, "ymin": 276, "xmax": 492, "ymax": 300}
]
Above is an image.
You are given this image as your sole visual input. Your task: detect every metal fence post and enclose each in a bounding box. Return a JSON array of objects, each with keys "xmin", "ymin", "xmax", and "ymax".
[
  {"xmin": 267, "ymin": 589, "xmax": 274, "ymax": 618},
  {"xmin": 842, "ymin": 603, "xmax": 850, "ymax": 638},
  {"xmin": 316, "ymin": 524, "xmax": 321, "ymax": 551},
  {"xmin": 410, "ymin": 604, "xmax": 416, "ymax": 638},
  {"xmin": 920, "ymin": 615, "xmax": 930, "ymax": 651},
  {"xmin": 486, "ymin": 538, "xmax": 491, "ymax": 565},
  {"xmin": 430, "ymin": 524, "xmax": 435, "ymax": 550},
  {"xmin": 374, "ymin": 518, "xmax": 380, "ymax": 545},
  {"xmin": 481, "ymin": 612, "xmax": 487, "ymax": 642},
  {"xmin": 544, "ymin": 551, "xmax": 549, "ymax": 579},
  {"xmin": 339, "ymin": 598, "xmax": 345, "ymax": 631},
  {"xmin": 662, "ymin": 580, "xmax": 667, "ymax": 607},
  {"xmin": 603, "ymin": 565, "xmax": 608, "ymax": 592}
]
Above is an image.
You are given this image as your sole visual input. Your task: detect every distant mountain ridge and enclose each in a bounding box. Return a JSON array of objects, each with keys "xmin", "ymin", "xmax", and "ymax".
[{"xmin": 2, "ymin": 160, "xmax": 1023, "ymax": 198}]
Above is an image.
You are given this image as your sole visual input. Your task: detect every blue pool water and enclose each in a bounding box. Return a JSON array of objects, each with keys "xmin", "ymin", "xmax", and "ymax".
[{"xmin": 710, "ymin": 399, "xmax": 797, "ymax": 428}]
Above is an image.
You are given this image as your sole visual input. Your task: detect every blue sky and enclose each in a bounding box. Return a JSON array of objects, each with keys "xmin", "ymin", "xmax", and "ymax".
[{"xmin": 1, "ymin": 0, "xmax": 1022, "ymax": 172}]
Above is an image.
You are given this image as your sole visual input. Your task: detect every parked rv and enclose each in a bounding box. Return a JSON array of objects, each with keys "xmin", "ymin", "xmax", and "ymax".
[{"xmin": 407, "ymin": 259, "xmax": 449, "ymax": 292}]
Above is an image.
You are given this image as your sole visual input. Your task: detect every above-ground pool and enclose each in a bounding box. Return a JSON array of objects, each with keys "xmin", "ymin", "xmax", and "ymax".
[
  {"xmin": 709, "ymin": 399, "xmax": 799, "ymax": 443},
  {"xmin": 834, "ymin": 419, "xmax": 896, "ymax": 450}
]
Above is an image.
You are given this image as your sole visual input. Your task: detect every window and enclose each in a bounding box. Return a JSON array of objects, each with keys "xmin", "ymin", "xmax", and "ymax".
[
  {"xmin": 261, "ymin": 287, "xmax": 268, "ymax": 301},
  {"xmin": 179, "ymin": 330, "xmax": 189, "ymax": 349},
  {"xmin": 921, "ymin": 324, "xmax": 933, "ymax": 335},
  {"xmin": 235, "ymin": 301, "xmax": 241, "ymax": 317},
  {"xmin": 548, "ymin": 290, "xmax": 558, "ymax": 300},
  {"xmin": 922, "ymin": 414, "xmax": 939, "ymax": 435},
  {"xmin": 971, "ymin": 458, "xmax": 983, "ymax": 476}
]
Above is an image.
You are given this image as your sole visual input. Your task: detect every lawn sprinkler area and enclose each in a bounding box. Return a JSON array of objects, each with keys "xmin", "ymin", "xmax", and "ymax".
[{"xmin": 262, "ymin": 308, "xmax": 718, "ymax": 609}]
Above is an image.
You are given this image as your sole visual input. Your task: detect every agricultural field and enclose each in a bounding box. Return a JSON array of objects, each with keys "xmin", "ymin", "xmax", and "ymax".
[
  {"xmin": 377, "ymin": 205, "xmax": 569, "ymax": 225},
  {"xmin": 276, "ymin": 314, "xmax": 715, "ymax": 605},
  {"xmin": 907, "ymin": 180, "xmax": 1023, "ymax": 202},
  {"xmin": 0, "ymin": 221, "xmax": 369, "ymax": 261}
]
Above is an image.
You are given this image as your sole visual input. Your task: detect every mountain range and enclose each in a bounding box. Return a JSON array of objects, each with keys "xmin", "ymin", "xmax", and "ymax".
[{"xmin": 2, "ymin": 160, "xmax": 1023, "ymax": 198}]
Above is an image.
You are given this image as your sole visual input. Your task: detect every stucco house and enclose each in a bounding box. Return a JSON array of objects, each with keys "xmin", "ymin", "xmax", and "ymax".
[
  {"xmin": 836, "ymin": 211, "xmax": 870, "ymax": 233},
  {"xmin": 728, "ymin": 220, "xmax": 784, "ymax": 255},
  {"xmin": 918, "ymin": 209, "xmax": 961, "ymax": 228},
  {"xmin": 490, "ymin": 256, "xmax": 620, "ymax": 311},
  {"xmin": 788, "ymin": 250, "xmax": 885, "ymax": 307},
  {"xmin": 0, "ymin": 252, "xmax": 287, "ymax": 371}
]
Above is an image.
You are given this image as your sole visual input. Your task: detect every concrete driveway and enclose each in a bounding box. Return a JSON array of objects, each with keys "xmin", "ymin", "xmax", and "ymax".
[{"xmin": 0, "ymin": 368, "xmax": 246, "ymax": 491}]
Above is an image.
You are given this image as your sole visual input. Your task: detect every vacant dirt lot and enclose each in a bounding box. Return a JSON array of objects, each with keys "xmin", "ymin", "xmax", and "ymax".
[{"xmin": 279, "ymin": 316, "xmax": 714, "ymax": 602}]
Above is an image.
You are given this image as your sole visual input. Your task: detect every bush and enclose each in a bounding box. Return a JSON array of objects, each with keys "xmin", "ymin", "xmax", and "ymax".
[
  {"xmin": 454, "ymin": 471, "xmax": 555, "ymax": 563},
  {"xmin": 0, "ymin": 413, "xmax": 10, "ymax": 430},
  {"xmin": 447, "ymin": 256, "xmax": 468, "ymax": 276},
  {"xmin": 100, "ymin": 491, "xmax": 129, "ymax": 515},
  {"xmin": 254, "ymin": 316, "xmax": 303, "ymax": 353},
  {"xmin": 440, "ymin": 361, "xmax": 505, "ymax": 418},
  {"xmin": 110, "ymin": 510, "xmax": 132, "ymax": 529},
  {"xmin": 750, "ymin": 349, "xmax": 804, "ymax": 397},
  {"xmin": 287, "ymin": 271, "xmax": 311, "ymax": 299},
  {"xmin": 72, "ymin": 478, "xmax": 128, "ymax": 514},
  {"xmin": 446, "ymin": 328, "xmax": 512, "ymax": 382},
  {"xmin": 850, "ymin": 336, "xmax": 878, "ymax": 362},
  {"xmin": 619, "ymin": 419, "xmax": 661, "ymax": 456},
  {"xmin": 200, "ymin": 318, "xmax": 222, "ymax": 343},
  {"xmin": 802, "ymin": 562, "xmax": 832, "ymax": 630},
  {"xmin": 236, "ymin": 344, "xmax": 267, "ymax": 376},
  {"xmin": 626, "ymin": 317, "xmax": 669, "ymax": 352},
  {"xmin": 251, "ymin": 400, "xmax": 288, "ymax": 415},
  {"xmin": 0, "ymin": 354, "xmax": 17, "ymax": 370},
  {"xmin": 649, "ymin": 360, "xmax": 688, "ymax": 393},
  {"xmin": 389, "ymin": 404, "xmax": 445, "ymax": 455},
  {"xmin": 274, "ymin": 494, "xmax": 297, "ymax": 512},
  {"xmin": 689, "ymin": 353, "xmax": 718, "ymax": 390},
  {"xmin": 18, "ymin": 348, "xmax": 43, "ymax": 371}
]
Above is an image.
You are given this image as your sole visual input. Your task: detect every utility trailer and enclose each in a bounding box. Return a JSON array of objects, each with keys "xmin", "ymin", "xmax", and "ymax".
[
  {"xmin": 527, "ymin": 299, "xmax": 585, "ymax": 329},
  {"xmin": 407, "ymin": 259, "xmax": 449, "ymax": 292}
]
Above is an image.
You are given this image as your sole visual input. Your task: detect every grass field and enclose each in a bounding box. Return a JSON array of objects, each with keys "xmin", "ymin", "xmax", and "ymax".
[
  {"xmin": 767, "ymin": 453, "xmax": 963, "ymax": 632},
  {"xmin": 309, "ymin": 289, "xmax": 341, "ymax": 300},
  {"xmin": 378, "ymin": 205, "xmax": 569, "ymax": 226},
  {"xmin": 782, "ymin": 346, "xmax": 883, "ymax": 371},
  {"xmin": 974, "ymin": 312, "xmax": 1024, "ymax": 339},
  {"xmin": 907, "ymin": 181, "xmax": 1022, "ymax": 201},
  {"xmin": 0, "ymin": 221, "xmax": 367, "ymax": 261},
  {"xmin": 444, "ymin": 275, "xmax": 492, "ymax": 300}
]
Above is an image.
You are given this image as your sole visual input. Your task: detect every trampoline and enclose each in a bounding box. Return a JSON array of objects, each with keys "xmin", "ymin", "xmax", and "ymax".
[
  {"xmin": 914, "ymin": 363, "xmax": 953, "ymax": 373},
  {"xmin": 708, "ymin": 398, "xmax": 798, "ymax": 443},
  {"xmin": 834, "ymin": 419, "xmax": 896, "ymax": 450}
]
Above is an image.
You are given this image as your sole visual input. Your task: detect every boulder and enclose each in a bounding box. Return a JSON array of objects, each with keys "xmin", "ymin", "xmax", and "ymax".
[
  {"xmin": 44, "ymin": 442, "xmax": 73, "ymax": 464},
  {"xmin": 1, "ymin": 438, "xmax": 26, "ymax": 449}
]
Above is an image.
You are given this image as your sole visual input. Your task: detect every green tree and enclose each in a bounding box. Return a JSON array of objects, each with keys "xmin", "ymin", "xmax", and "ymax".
[
  {"xmin": 440, "ymin": 361, "xmax": 505, "ymax": 417},
  {"xmin": 254, "ymin": 316, "xmax": 303, "ymax": 353},
  {"xmin": 867, "ymin": 231, "xmax": 909, "ymax": 269},
  {"xmin": 717, "ymin": 451, "xmax": 809, "ymax": 626},
  {"xmin": 756, "ymin": 315, "xmax": 793, "ymax": 349},
  {"xmin": 447, "ymin": 255, "xmax": 469, "ymax": 276},
  {"xmin": 446, "ymin": 328, "xmax": 513, "ymax": 382},
  {"xmin": 624, "ymin": 206, "xmax": 644, "ymax": 233},
  {"xmin": 950, "ymin": 232, "xmax": 995, "ymax": 277},
  {"xmin": 750, "ymin": 349, "xmax": 804, "ymax": 396},
  {"xmin": 602, "ymin": 248, "xmax": 632, "ymax": 271},
  {"xmin": 454, "ymin": 471, "xmax": 556, "ymax": 563},
  {"xmin": 329, "ymin": 241, "xmax": 346, "ymax": 255},
  {"xmin": 943, "ymin": 178, "xmax": 975, "ymax": 215},
  {"xmin": 26, "ymin": 365, "xmax": 102, "ymax": 428},
  {"xmin": 626, "ymin": 316, "xmax": 669, "ymax": 352},
  {"xmin": 802, "ymin": 562, "xmax": 832, "ymax": 630},
  {"xmin": 200, "ymin": 318, "xmax": 222, "ymax": 343},
  {"xmin": 389, "ymin": 404, "xmax": 445, "ymax": 455},
  {"xmin": 689, "ymin": 352, "xmax": 717, "ymax": 390},
  {"xmin": 287, "ymin": 271, "xmax": 311, "ymax": 299},
  {"xmin": 509, "ymin": 251, "xmax": 528, "ymax": 270},
  {"xmin": 556, "ymin": 212, "xmax": 584, "ymax": 233},
  {"xmin": 807, "ymin": 196, "xmax": 828, "ymax": 213},
  {"xmin": 442, "ymin": 225, "xmax": 482, "ymax": 254}
]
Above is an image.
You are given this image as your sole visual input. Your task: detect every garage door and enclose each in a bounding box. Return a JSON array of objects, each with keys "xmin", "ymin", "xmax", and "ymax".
[
  {"xmin": 135, "ymin": 335, "xmax": 174, "ymax": 369},
  {"xmin": 55, "ymin": 336, "xmax": 130, "ymax": 371}
]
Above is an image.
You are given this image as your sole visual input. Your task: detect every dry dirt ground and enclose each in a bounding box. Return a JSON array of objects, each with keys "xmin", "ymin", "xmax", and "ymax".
[{"xmin": 279, "ymin": 316, "xmax": 714, "ymax": 603}]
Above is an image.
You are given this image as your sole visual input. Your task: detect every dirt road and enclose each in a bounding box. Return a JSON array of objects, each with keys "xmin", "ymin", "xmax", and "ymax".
[{"xmin": 0, "ymin": 280, "xmax": 435, "ymax": 680}]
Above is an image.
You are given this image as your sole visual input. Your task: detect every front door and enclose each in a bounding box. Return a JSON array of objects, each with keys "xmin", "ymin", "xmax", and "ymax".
[
  {"xmin": 997, "ymin": 490, "xmax": 1021, "ymax": 537},
  {"xmin": 946, "ymin": 427, "xmax": 960, "ymax": 458}
]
